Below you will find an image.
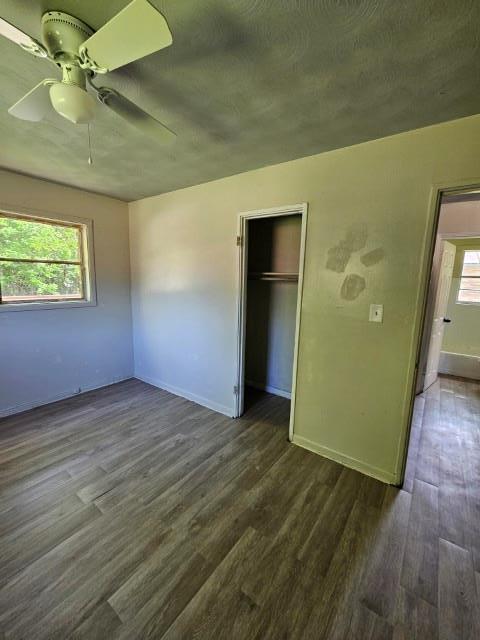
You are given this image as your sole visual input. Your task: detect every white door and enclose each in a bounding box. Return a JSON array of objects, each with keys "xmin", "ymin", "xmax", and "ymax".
[{"xmin": 424, "ymin": 241, "xmax": 456, "ymax": 390}]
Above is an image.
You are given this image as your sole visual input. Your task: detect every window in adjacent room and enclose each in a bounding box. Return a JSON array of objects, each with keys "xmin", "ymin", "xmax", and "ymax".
[
  {"xmin": 0, "ymin": 211, "xmax": 95, "ymax": 309},
  {"xmin": 457, "ymin": 249, "xmax": 480, "ymax": 303}
]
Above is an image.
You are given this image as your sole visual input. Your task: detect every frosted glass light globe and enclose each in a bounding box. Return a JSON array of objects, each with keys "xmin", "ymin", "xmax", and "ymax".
[{"xmin": 49, "ymin": 82, "xmax": 95, "ymax": 124}]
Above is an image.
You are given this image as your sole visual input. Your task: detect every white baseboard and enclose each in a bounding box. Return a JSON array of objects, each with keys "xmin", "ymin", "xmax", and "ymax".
[
  {"xmin": 292, "ymin": 434, "xmax": 398, "ymax": 485},
  {"xmin": 439, "ymin": 351, "xmax": 480, "ymax": 381},
  {"xmin": 134, "ymin": 372, "xmax": 235, "ymax": 418},
  {"xmin": 0, "ymin": 375, "xmax": 134, "ymax": 418},
  {"xmin": 245, "ymin": 380, "xmax": 291, "ymax": 400}
]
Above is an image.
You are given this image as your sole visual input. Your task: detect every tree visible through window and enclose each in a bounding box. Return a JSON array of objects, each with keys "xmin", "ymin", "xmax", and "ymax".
[
  {"xmin": 0, "ymin": 213, "xmax": 85, "ymax": 304},
  {"xmin": 457, "ymin": 250, "xmax": 480, "ymax": 303}
]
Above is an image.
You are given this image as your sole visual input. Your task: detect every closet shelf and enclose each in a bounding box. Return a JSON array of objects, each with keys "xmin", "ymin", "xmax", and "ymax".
[{"xmin": 248, "ymin": 271, "xmax": 299, "ymax": 282}]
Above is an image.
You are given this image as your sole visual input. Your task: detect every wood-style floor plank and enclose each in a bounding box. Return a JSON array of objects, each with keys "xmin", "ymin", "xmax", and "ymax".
[
  {"xmin": 360, "ymin": 487, "xmax": 411, "ymax": 621},
  {"xmin": 0, "ymin": 376, "xmax": 479, "ymax": 638},
  {"xmin": 401, "ymin": 477, "xmax": 439, "ymax": 606},
  {"xmin": 438, "ymin": 538, "xmax": 479, "ymax": 640}
]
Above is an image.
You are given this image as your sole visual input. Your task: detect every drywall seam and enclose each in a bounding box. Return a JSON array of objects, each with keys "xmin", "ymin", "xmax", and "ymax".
[
  {"xmin": 292, "ymin": 435, "xmax": 398, "ymax": 485},
  {"xmin": 134, "ymin": 373, "xmax": 235, "ymax": 417},
  {"xmin": 0, "ymin": 375, "xmax": 133, "ymax": 418}
]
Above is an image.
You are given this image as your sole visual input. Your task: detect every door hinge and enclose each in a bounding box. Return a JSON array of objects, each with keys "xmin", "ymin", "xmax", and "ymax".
[
  {"xmin": 233, "ymin": 385, "xmax": 239, "ymax": 395},
  {"xmin": 236, "ymin": 235, "xmax": 242, "ymax": 247}
]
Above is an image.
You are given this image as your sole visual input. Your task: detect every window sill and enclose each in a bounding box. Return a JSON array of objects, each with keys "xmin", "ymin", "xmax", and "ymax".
[
  {"xmin": 0, "ymin": 299, "xmax": 97, "ymax": 313},
  {"xmin": 455, "ymin": 304, "xmax": 480, "ymax": 309}
]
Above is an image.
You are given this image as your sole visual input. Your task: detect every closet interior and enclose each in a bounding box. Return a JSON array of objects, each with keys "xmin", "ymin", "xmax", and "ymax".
[{"xmin": 244, "ymin": 214, "xmax": 302, "ymax": 411}]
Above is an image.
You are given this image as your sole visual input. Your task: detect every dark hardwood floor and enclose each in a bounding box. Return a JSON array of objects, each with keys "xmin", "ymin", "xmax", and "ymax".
[{"xmin": 0, "ymin": 375, "xmax": 479, "ymax": 639}]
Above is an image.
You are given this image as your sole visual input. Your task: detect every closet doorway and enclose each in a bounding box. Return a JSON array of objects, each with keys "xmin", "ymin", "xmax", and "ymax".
[{"xmin": 235, "ymin": 204, "xmax": 308, "ymax": 440}]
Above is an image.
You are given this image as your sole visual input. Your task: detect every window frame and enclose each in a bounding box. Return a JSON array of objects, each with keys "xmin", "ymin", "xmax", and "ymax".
[
  {"xmin": 0, "ymin": 206, "xmax": 96, "ymax": 312},
  {"xmin": 456, "ymin": 248, "xmax": 480, "ymax": 306}
]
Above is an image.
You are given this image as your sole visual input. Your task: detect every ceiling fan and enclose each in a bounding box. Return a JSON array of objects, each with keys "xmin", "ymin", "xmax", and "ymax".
[{"xmin": 0, "ymin": 0, "xmax": 176, "ymax": 144}]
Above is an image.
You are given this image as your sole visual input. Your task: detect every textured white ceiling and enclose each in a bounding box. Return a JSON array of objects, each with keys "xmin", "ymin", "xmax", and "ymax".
[{"xmin": 1, "ymin": 0, "xmax": 480, "ymax": 201}]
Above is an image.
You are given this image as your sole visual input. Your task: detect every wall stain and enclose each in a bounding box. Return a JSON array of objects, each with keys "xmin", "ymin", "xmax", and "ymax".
[
  {"xmin": 326, "ymin": 223, "xmax": 368, "ymax": 272},
  {"xmin": 360, "ymin": 247, "xmax": 385, "ymax": 267},
  {"xmin": 326, "ymin": 243, "xmax": 352, "ymax": 273},
  {"xmin": 345, "ymin": 224, "xmax": 368, "ymax": 252},
  {"xmin": 341, "ymin": 274, "xmax": 366, "ymax": 300}
]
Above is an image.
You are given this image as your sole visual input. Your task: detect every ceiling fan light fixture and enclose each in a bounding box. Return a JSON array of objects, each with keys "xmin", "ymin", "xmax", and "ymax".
[
  {"xmin": 49, "ymin": 82, "xmax": 95, "ymax": 124},
  {"xmin": 3, "ymin": 1, "xmax": 176, "ymax": 141}
]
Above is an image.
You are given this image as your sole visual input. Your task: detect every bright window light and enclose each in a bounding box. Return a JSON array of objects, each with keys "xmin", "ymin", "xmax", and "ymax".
[
  {"xmin": 0, "ymin": 212, "xmax": 88, "ymax": 306},
  {"xmin": 457, "ymin": 250, "xmax": 480, "ymax": 303}
]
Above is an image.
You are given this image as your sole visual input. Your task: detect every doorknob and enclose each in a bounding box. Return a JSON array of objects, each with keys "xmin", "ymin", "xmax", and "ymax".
[{"xmin": 443, "ymin": 318, "xmax": 452, "ymax": 323}]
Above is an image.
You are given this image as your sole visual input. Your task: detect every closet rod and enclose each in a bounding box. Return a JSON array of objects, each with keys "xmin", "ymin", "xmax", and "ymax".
[{"xmin": 248, "ymin": 271, "xmax": 299, "ymax": 282}]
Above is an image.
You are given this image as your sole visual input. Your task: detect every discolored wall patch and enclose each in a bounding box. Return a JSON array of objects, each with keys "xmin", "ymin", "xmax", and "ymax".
[
  {"xmin": 360, "ymin": 247, "xmax": 385, "ymax": 267},
  {"xmin": 345, "ymin": 224, "xmax": 369, "ymax": 253},
  {"xmin": 326, "ymin": 243, "xmax": 352, "ymax": 273},
  {"xmin": 326, "ymin": 223, "xmax": 386, "ymax": 302},
  {"xmin": 326, "ymin": 223, "xmax": 368, "ymax": 273},
  {"xmin": 341, "ymin": 274, "xmax": 366, "ymax": 300}
]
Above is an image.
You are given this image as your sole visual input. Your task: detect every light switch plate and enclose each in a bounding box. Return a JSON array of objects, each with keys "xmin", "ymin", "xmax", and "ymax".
[{"xmin": 369, "ymin": 304, "xmax": 383, "ymax": 323}]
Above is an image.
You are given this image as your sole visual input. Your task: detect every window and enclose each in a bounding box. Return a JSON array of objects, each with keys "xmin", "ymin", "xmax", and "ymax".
[
  {"xmin": 457, "ymin": 250, "xmax": 480, "ymax": 303},
  {"xmin": 0, "ymin": 211, "xmax": 94, "ymax": 309}
]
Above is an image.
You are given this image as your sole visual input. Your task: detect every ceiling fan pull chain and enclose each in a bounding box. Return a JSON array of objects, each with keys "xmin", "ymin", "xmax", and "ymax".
[{"xmin": 87, "ymin": 123, "xmax": 93, "ymax": 165}]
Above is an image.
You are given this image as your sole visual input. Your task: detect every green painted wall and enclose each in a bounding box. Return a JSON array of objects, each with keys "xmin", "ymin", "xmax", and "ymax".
[
  {"xmin": 130, "ymin": 113, "xmax": 480, "ymax": 484},
  {"xmin": 443, "ymin": 239, "xmax": 480, "ymax": 357}
]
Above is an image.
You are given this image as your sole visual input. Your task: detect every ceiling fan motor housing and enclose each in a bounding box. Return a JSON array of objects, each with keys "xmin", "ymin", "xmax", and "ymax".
[
  {"xmin": 41, "ymin": 11, "xmax": 93, "ymax": 66},
  {"xmin": 40, "ymin": 12, "xmax": 96, "ymax": 125}
]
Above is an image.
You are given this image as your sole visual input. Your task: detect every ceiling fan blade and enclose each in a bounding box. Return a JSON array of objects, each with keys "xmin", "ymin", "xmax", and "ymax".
[
  {"xmin": 8, "ymin": 79, "xmax": 56, "ymax": 122},
  {"xmin": 98, "ymin": 87, "xmax": 175, "ymax": 144},
  {"xmin": 0, "ymin": 16, "xmax": 47, "ymax": 57},
  {"xmin": 79, "ymin": 0, "xmax": 172, "ymax": 72}
]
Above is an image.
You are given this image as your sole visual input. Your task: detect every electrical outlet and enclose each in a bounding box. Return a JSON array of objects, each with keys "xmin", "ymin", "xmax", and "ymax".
[{"xmin": 369, "ymin": 304, "xmax": 383, "ymax": 323}]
